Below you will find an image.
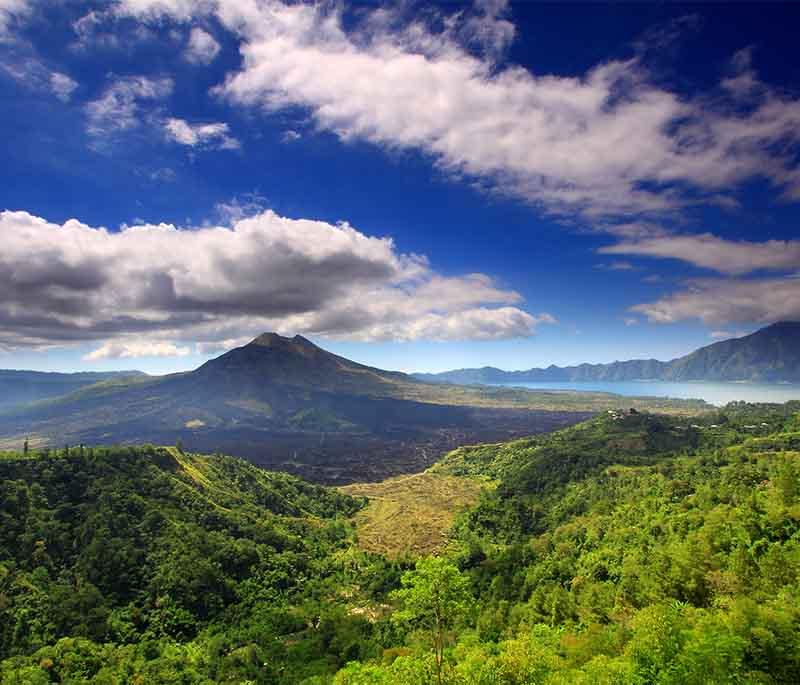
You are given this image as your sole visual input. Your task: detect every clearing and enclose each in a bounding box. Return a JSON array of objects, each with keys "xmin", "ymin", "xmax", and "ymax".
[{"xmin": 340, "ymin": 471, "xmax": 484, "ymax": 558}]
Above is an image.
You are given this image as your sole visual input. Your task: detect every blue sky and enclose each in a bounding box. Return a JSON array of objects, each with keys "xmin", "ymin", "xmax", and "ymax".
[{"xmin": 1, "ymin": 1, "xmax": 800, "ymax": 374}]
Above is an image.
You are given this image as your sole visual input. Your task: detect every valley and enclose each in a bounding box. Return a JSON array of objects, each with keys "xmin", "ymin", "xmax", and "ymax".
[
  {"xmin": 2, "ymin": 401, "xmax": 799, "ymax": 683},
  {"xmin": 4, "ymin": 2, "xmax": 800, "ymax": 682},
  {"xmin": 0, "ymin": 333, "xmax": 705, "ymax": 483}
]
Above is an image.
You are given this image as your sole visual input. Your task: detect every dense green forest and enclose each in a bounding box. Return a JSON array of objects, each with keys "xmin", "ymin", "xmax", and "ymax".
[
  {"xmin": 2, "ymin": 402, "xmax": 799, "ymax": 683},
  {"xmin": 0, "ymin": 446, "xmax": 403, "ymax": 683}
]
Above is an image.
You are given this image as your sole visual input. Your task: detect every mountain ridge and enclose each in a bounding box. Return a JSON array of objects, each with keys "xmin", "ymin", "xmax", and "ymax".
[
  {"xmin": 0, "ymin": 333, "xmax": 607, "ymax": 481},
  {"xmin": 414, "ymin": 321, "xmax": 800, "ymax": 384},
  {"xmin": 0, "ymin": 369, "xmax": 147, "ymax": 411},
  {"xmin": 0, "ymin": 332, "xmax": 703, "ymax": 482}
]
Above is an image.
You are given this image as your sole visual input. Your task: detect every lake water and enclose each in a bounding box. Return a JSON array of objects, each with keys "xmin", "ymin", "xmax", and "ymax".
[{"xmin": 492, "ymin": 381, "xmax": 800, "ymax": 407}]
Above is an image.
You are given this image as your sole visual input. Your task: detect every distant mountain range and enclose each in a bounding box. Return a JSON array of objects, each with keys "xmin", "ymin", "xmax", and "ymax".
[
  {"xmin": 414, "ymin": 322, "xmax": 800, "ymax": 385},
  {"xmin": 0, "ymin": 369, "xmax": 146, "ymax": 410}
]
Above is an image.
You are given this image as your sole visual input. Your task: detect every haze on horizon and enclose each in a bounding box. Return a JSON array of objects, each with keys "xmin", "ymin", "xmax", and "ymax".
[{"xmin": 2, "ymin": 1, "xmax": 800, "ymax": 375}]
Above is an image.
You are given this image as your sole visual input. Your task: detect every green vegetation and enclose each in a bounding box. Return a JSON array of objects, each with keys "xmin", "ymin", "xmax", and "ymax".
[
  {"xmin": 391, "ymin": 558, "xmax": 472, "ymax": 685},
  {"xmin": 340, "ymin": 473, "xmax": 484, "ymax": 559},
  {"xmin": 2, "ymin": 401, "xmax": 799, "ymax": 683},
  {"xmin": 335, "ymin": 401, "xmax": 800, "ymax": 683},
  {"xmin": 0, "ymin": 445, "xmax": 403, "ymax": 683}
]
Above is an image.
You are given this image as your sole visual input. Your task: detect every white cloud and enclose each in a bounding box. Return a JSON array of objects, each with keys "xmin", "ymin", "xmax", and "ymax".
[
  {"xmin": 600, "ymin": 233, "xmax": 800, "ymax": 275},
  {"xmin": 115, "ymin": 0, "xmax": 800, "ymax": 220},
  {"xmin": 50, "ymin": 72, "xmax": 78, "ymax": 101},
  {"xmin": 86, "ymin": 75, "xmax": 173, "ymax": 139},
  {"xmin": 196, "ymin": 337, "xmax": 250, "ymax": 355},
  {"xmin": 0, "ymin": 0, "xmax": 31, "ymax": 41},
  {"xmin": 281, "ymin": 129, "xmax": 301, "ymax": 143},
  {"xmin": 164, "ymin": 117, "xmax": 239, "ymax": 149},
  {"xmin": 71, "ymin": 10, "xmax": 118, "ymax": 51},
  {"xmin": 631, "ymin": 275, "xmax": 800, "ymax": 325},
  {"xmin": 1, "ymin": 55, "xmax": 78, "ymax": 103},
  {"xmin": 115, "ymin": 0, "xmax": 215, "ymax": 23},
  {"xmin": 709, "ymin": 330, "xmax": 747, "ymax": 340},
  {"xmin": 184, "ymin": 26, "xmax": 220, "ymax": 64},
  {"xmin": 0, "ymin": 208, "xmax": 549, "ymax": 347},
  {"xmin": 84, "ymin": 340, "xmax": 191, "ymax": 360}
]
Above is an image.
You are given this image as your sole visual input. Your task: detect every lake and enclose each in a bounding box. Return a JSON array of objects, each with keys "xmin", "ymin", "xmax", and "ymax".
[{"xmin": 492, "ymin": 381, "xmax": 800, "ymax": 406}]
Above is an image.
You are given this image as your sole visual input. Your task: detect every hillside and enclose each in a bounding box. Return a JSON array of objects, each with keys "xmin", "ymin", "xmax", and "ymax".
[
  {"xmin": 0, "ymin": 333, "xmax": 704, "ymax": 483},
  {"xmin": 340, "ymin": 472, "xmax": 484, "ymax": 558},
  {"xmin": 0, "ymin": 445, "xmax": 403, "ymax": 683},
  {"xmin": 337, "ymin": 401, "xmax": 800, "ymax": 683},
  {"xmin": 3, "ymin": 403, "xmax": 799, "ymax": 683},
  {"xmin": 0, "ymin": 369, "xmax": 146, "ymax": 411},
  {"xmin": 417, "ymin": 321, "xmax": 800, "ymax": 384}
]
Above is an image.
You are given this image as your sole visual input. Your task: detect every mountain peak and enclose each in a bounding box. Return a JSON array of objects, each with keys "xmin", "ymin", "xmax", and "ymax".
[
  {"xmin": 250, "ymin": 332, "xmax": 290, "ymax": 347},
  {"xmin": 249, "ymin": 332, "xmax": 318, "ymax": 350}
]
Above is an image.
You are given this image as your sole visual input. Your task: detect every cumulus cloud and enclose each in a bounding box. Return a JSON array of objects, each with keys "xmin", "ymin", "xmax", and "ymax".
[
  {"xmin": 631, "ymin": 275, "xmax": 800, "ymax": 325},
  {"xmin": 184, "ymin": 26, "xmax": 220, "ymax": 64},
  {"xmin": 115, "ymin": 0, "xmax": 800, "ymax": 220},
  {"xmin": 0, "ymin": 208, "xmax": 550, "ymax": 348},
  {"xmin": 600, "ymin": 233, "xmax": 800, "ymax": 275},
  {"xmin": 84, "ymin": 340, "xmax": 191, "ymax": 360},
  {"xmin": 164, "ymin": 117, "xmax": 239, "ymax": 149},
  {"xmin": 86, "ymin": 75, "xmax": 173, "ymax": 139}
]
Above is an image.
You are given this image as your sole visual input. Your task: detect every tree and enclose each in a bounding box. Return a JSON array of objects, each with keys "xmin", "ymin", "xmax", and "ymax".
[{"xmin": 391, "ymin": 557, "xmax": 471, "ymax": 685}]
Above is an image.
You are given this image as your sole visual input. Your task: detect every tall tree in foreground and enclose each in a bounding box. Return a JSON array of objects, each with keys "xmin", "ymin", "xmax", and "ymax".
[{"xmin": 391, "ymin": 557, "xmax": 471, "ymax": 685}]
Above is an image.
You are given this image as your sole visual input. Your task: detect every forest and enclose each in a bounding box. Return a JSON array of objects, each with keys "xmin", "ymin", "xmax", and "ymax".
[{"xmin": 1, "ymin": 401, "xmax": 799, "ymax": 683}]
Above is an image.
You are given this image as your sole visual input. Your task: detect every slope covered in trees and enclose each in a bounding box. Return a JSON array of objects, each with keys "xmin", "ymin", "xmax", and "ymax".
[
  {"xmin": 0, "ymin": 445, "xmax": 401, "ymax": 683},
  {"xmin": 2, "ymin": 402, "xmax": 799, "ymax": 683},
  {"xmin": 337, "ymin": 402, "xmax": 800, "ymax": 683}
]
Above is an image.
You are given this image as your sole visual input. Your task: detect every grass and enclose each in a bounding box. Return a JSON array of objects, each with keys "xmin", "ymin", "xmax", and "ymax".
[{"xmin": 339, "ymin": 472, "xmax": 485, "ymax": 558}]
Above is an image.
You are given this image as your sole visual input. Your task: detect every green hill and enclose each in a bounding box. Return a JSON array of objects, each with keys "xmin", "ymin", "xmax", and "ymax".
[
  {"xmin": 2, "ymin": 403, "xmax": 800, "ymax": 683},
  {"xmin": 337, "ymin": 402, "xmax": 800, "ymax": 684},
  {"xmin": 0, "ymin": 444, "xmax": 391, "ymax": 683}
]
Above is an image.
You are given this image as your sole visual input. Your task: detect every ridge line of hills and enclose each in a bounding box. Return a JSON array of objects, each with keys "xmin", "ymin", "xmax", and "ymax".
[
  {"xmin": 413, "ymin": 320, "xmax": 800, "ymax": 384},
  {"xmin": 0, "ymin": 369, "xmax": 147, "ymax": 411}
]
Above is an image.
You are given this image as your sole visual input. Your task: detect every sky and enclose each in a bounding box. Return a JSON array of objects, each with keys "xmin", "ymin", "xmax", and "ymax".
[{"xmin": 1, "ymin": 0, "xmax": 800, "ymax": 374}]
